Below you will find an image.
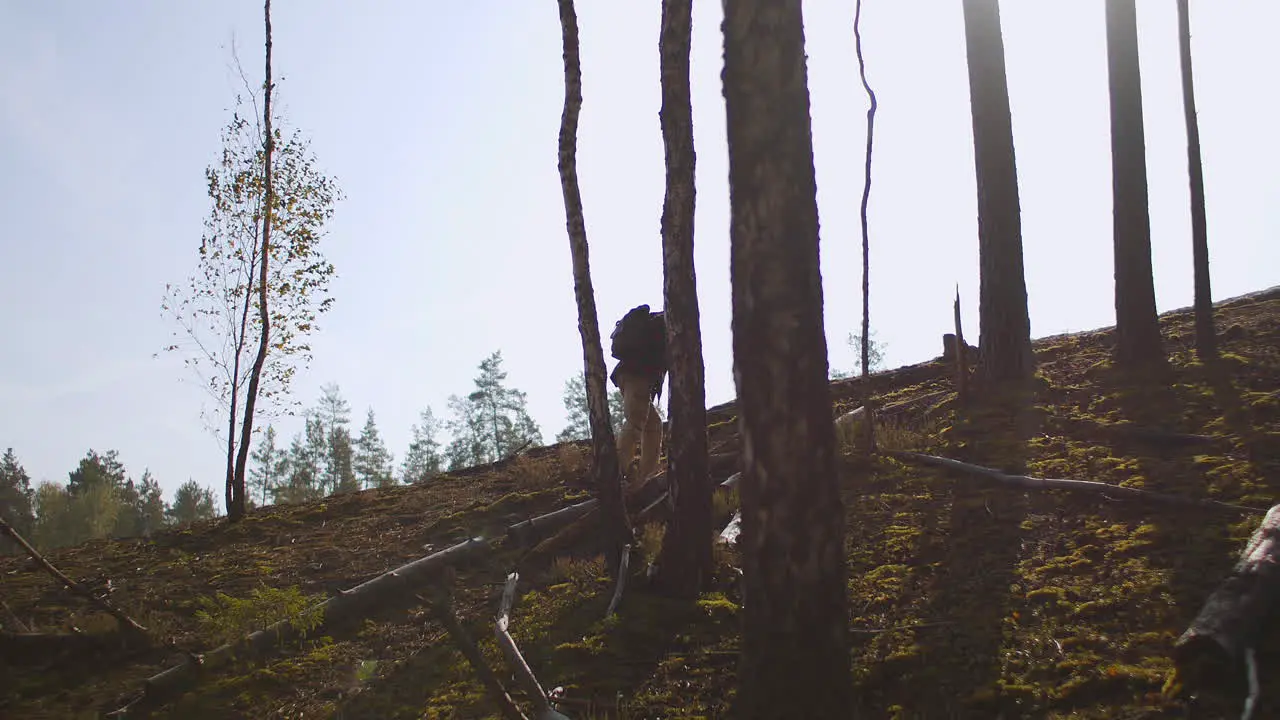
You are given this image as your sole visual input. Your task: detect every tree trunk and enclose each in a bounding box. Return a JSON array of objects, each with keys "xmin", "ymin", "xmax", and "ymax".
[
  {"xmin": 231, "ymin": 0, "xmax": 275, "ymax": 523},
  {"xmin": 1106, "ymin": 0, "xmax": 1166, "ymax": 370},
  {"xmin": 1176, "ymin": 0, "xmax": 1216, "ymax": 363},
  {"xmin": 652, "ymin": 0, "xmax": 711, "ymax": 601},
  {"xmin": 555, "ymin": 0, "xmax": 631, "ymax": 574},
  {"xmin": 1173, "ymin": 504, "xmax": 1280, "ymax": 701},
  {"xmin": 855, "ymin": 0, "xmax": 878, "ymax": 455},
  {"xmin": 721, "ymin": 2, "xmax": 852, "ymax": 716},
  {"xmin": 961, "ymin": 0, "xmax": 1034, "ymax": 386}
]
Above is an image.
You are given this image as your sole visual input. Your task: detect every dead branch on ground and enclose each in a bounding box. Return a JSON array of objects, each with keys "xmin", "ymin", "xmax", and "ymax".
[
  {"xmin": 604, "ymin": 544, "xmax": 631, "ymax": 618},
  {"xmin": 0, "ymin": 517, "xmax": 148, "ymax": 640},
  {"xmin": 887, "ymin": 451, "xmax": 1264, "ymax": 515},
  {"xmin": 495, "ymin": 572, "xmax": 570, "ymax": 720},
  {"xmin": 718, "ymin": 511, "xmax": 742, "ymax": 546},
  {"xmin": 421, "ymin": 576, "xmax": 528, "ymax": 720},
  {"xmin": 118, "ymin": 536, "xmax": 491, "ymax": 715}
]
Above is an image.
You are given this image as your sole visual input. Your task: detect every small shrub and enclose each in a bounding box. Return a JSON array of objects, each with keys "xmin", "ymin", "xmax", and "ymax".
[
  {"xmin": 549, "ymin": 554, "xmax": 607, "ymax": 586},
  {"xmin": 510, "ymin": 455, "xmax": 559, "ymax": 491},
  {"xmin": 194, "ymin": 584, "xmax": 325, "ymax": 645}
]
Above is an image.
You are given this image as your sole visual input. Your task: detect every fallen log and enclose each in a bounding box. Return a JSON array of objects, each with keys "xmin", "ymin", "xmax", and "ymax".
[
  {"xmin": 1171, "ymin": 504, "xmax": 1280, "ymax": 706},
  {"xmin": 718, "ymin": 511, "xmax": 742, "ymax": 546},
  {"xmin": 0, "ymin": 517, "xmax": 148, "ymax": 641},
  {"xmin": 495, "ymin": 573, "xmax": 569, "ymax": 720},
  {"xmin": 887, "ymin": 451, "xmax": 1265, "ymax": 515},
  {"xmin": 124, "ymin": 536, "xmax": 490, "ymax": 713},
  {"xmin": 508, "ymin": 499, "xmax": 597, "ymax": 546},
  {"xmin": 510, "ymin": 469, "xmax": 743, "ymax": 548},
  {"xmin": 422, "ymin": 580, "xmax": 528, "ymax": 720}
]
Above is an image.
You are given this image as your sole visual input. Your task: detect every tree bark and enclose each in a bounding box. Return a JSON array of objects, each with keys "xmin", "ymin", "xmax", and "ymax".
[
  {"xmin": 555, "ymin": 0, "xmax": 631, "ymax": 574},
  {"xmin": 721, "ymin": 2, "xmax": 852, "ymax": 716},
  {"xmin": 961, "ymin": 0, "xmax": 1034, "ymax": 386},
  {"xmin": 654, "ymin": 0, "xmax": 711, "ymax": 601},
  {"xmin": 1173, "ymin": 504, "xmax": 1280, "ymax": 701},
  {"xmin": 1106, "ymin": 0, "xmax": 1166, "ymax": 370},
  {"xmin": 1176, "ymin": 0, "xmax": 1216, "ymax": 363},
  {"xmin": 231, "ymin": 0, "xmax": 276, "ymax": 522}
]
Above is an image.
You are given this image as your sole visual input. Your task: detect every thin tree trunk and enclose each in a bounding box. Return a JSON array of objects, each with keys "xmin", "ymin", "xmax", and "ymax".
[
  {"xmin": 961, "ymin": 0, "xmax": 1034, "ymax": 386},
  {"xmin": 224, "ymin": 248, "xmax": 259, "ymax": 512},
  {"xmin": 654, "ymin": 0, "xmax": 711, "ymax": 600},
  {"xmin": 854, "ymin": 0, "xmax": 878, "ymax": 454},
  {"xmin": 1176, "ymin": 0, "xmax": 1216, "ymax": 363},
  {"xmin": 232, "ymin": 0, "xmax": 275, "ymax": 523},
  {"xmin": 721, "ymin": 2, "xmax": 852, "ymax": 716},
  {"xmin": 555, "ymin": 0, "xmax": 631, "ymax": 574},
  {"xmin": 1106, "ymin": 0, "xmax": 1165, "ymax": 370}
]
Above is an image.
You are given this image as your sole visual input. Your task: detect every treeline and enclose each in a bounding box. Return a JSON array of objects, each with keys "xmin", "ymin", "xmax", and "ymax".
[
  {"xmin": 0, "ymin": 351, "xmax": 628, "ymax": 553},
  {"xmin": 251, "ymin": 350, "xmax": 627, "ymax": 505},
  {"xmin": 0, "ymin": 448, "xmax": 218, "ymax": 553}
]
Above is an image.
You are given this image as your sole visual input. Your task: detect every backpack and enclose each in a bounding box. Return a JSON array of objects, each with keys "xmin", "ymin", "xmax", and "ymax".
[{"xmin": 610, "ymin": 304, "xmax": 665, "ymax": 366}]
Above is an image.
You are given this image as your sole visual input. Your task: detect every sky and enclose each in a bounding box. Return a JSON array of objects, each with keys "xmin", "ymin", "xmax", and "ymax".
[{"xmin": 0, "ymin": 1, "xmax": 1274, "ymax": 509}]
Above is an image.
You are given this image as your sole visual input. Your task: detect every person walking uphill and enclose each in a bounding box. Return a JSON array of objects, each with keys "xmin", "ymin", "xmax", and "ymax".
[{"xmin": 609, "ymin": 304, "xmax": 667, "ymax": 490}]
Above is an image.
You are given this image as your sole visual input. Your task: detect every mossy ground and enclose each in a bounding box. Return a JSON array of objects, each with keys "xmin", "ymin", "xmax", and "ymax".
[{"xmin": 2, "ymin": 289, "xmax": 1277, "ymax": 719}]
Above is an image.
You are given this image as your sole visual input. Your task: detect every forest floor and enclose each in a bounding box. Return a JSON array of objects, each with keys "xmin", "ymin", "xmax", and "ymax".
[{"xmin": 2, "ymin": 286, "xmax": 1278, "ymax": 720}]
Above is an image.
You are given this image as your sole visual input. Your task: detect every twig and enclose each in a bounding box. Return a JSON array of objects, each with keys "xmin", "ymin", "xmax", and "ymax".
[
  {"xmin": 0, "ymin": 598, "xmax": 31, "ymax": 633},
  {"xmin": 887, "ymin": 451, "xmax": 1265, "ymax": 515},
  {"xmin": 1241, "ymin": 647, "xmax": 1259, "ymax": 720},
  {"xmin": 605, "ymin": 544, "xmax": 631, "ymax": 618},
  {"xmin": 0, "ymin": 517, "xmax": 148, "ymax": 638},
  {"xmin": 421, "ymin": 585, "xmax": 528, "ymax": 720},
  {"xmin": 494, "ymin": 573, "xmax": 569, "ymax": 719}
]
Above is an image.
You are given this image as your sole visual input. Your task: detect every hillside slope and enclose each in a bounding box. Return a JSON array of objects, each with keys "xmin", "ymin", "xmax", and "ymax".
[{"xmin": 2, "ymin": 287, "xmax": 1278, "ymax": 719}]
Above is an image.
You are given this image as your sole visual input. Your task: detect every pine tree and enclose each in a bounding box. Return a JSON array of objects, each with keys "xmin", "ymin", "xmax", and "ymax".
[
  {"xmin": 721, "ymin": 0, "xmax": 851, "ymax": 713},
  {"xmin": 168, "ymin": 479, "xmax": 218, "ymax": 527},
  {"xmin": 1105, "ymin": 0, "xmax": 1165, "ymax": 369},
  {"xmin": 136, "ymin": 470, "xmax": 168, "ymax": 536},
  {"xmin": 354, "ymin": 408, "xmax": 394, "ymax": 489},
  {"xmin": 274, "ymin": 429, "xmax": 322, "ymax": 504},
  {"xmin": 249, "ymin": 424, "xmax": 287, "ymax": 506},
  {"xmin": 313, "ymin": 384, "xmax": 356, "ymax": 493},
  {"xmin": 0, "ymin": 448, "xmax": 35, "ymax": 554},
  {"xmin": 555, "ymin": 374, "xmax": 626, "ymax": 442},
  {"xmin": 962, "ymin": 0, "xmax": 1034, "ymax": 385},
  {"xmin": 444, "ymin": 351, "xmax": 543, "ymax": 469},
  {"xmin": 401, "ymin": 409, "xmax": 444, "ymax": 484}
]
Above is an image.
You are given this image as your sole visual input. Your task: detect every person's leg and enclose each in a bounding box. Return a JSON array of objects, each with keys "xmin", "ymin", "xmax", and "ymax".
[
  {"xmin": 616, "ymin": 371, "xmax": 651, "ymax": 480},
  {"xmin": 635, "ymin": 399, "xmax": 663, "ymax": 487}
]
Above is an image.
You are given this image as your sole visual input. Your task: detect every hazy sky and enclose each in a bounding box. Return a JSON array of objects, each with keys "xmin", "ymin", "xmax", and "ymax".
[{"xmin": 1, "ymin": 1, "xmax": 1274, "ymax": 507}]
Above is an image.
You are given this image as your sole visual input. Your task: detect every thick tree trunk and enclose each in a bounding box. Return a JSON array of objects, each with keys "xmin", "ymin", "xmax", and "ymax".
[
  {"xmin": 961, "ymin": 0, "xmax": 1034, "ymax": 386},
  {"xmin": 230, "ymin": 0, "xmax": 276, "ymax": 522},
  {"xmin": 1106, "ymin": 0, "xmax": 1166, "ymax": 370},
  {"xmin": 1176, "ymin": 0, "xmax": 1216, "ymax": 363},
  {"xmin": 555, "ymin": 0, "xmax": 631, "ymax": 574},
  {"xmin": 721, "ymin": 2, "xmax": 852, "ymax": 716},
  {"xmin": 653, "ymin": 0, "xmax": 711, "ymax": 601}
]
